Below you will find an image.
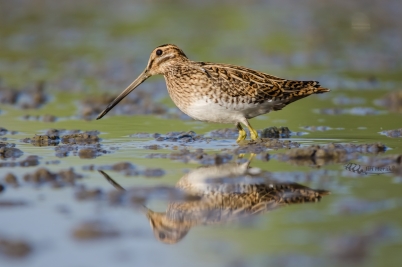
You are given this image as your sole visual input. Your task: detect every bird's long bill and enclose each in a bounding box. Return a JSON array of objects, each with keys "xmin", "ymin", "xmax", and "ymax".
[{"xmin": 96, "ymin": 70, "xmax": 149, "ymax": 120}]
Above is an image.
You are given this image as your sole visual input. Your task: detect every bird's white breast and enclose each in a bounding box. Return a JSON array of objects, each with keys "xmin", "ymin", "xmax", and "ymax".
[{"xmin": 183, "ymin": 97, "xmax": 277, "ymax": 123}]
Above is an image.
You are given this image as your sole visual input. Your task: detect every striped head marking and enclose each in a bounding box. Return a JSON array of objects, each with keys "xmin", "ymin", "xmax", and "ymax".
[{"xmin": 146, "ymin": 44, "xmax": 188, "ymax": 75}]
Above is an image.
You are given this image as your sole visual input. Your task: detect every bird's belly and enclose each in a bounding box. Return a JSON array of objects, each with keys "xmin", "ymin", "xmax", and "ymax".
[{"xmin": 183, "ymin": 99, "xmax": 247, "ymax": 124}]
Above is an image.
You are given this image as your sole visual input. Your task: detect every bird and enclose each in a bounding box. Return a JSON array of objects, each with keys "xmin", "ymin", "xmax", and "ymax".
[
  {"xmin": 96, "ymin": 44, "xmax": 330, "ymax": 142},
  {"xmin": 99, "ymin": 159, "xmax": 330, "ymax": 244}
]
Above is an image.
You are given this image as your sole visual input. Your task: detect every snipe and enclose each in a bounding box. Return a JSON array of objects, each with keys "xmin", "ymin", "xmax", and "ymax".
[{"xmin": 97, "ymin": 44, "xmax": 330, "ymax": 142}]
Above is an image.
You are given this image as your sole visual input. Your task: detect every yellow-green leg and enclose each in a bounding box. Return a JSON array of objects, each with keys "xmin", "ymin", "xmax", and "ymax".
[
  {"xmin": 243, "ymin": 119, "xmax": 259, "ymax": 140},
  {"xmin": 236, "ymin": 122, "xmax": 247, "ymax": 143}
]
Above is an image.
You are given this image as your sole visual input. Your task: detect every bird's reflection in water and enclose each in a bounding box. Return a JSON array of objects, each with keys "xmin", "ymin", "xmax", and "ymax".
[{"xmin": 100, "ymin": 159, "xmax": 330, "ymax": 244}]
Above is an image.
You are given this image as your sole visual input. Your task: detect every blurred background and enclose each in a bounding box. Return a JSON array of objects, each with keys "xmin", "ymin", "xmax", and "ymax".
[
  {"xmin": 0, "ymin": 1, "xmax": 402, "ymax": 267},
  {"xmin": 1, "ymin": 0, "xmax": 401, "ymax": 91}
]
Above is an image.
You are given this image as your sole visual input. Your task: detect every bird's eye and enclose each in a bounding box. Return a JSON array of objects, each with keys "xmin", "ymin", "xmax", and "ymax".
[{"xmin": 156, "ymin": 49, "xmax": 163, "ymax": 56}]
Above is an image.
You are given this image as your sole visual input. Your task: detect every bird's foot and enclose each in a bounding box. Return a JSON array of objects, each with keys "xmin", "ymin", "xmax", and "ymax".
[
  {"xmin": 236, "ymin": 128, "xmax": 247, "ymax": 143},
  {"xmin": 250, "ymin": 128, "xmax": 259, "ymax": 141}
]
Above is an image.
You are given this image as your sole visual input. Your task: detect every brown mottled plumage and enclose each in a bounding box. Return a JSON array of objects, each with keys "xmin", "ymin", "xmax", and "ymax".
[
  {"xmin": 99, "ymin": 160, "xmax": 330, "ymax": 245},
  {"xmin": 97, "ymin": 44, "xmax": 330, "ymax": 142}
]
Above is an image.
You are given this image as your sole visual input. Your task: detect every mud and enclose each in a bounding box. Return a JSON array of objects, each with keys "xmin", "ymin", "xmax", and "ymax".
[
  {"xmin": 380, "ymin": 128, "xmax": 402, "ymax": 138},
  {"xmin": 0, "ymin": 127, "xmax": 18, "ymax": 136},
  {"xmin": 0, "ymin": 155, "xmax": 39, "ymax": 168},
  {"xmin": 261, "ymin": 126, "xmax": 292, "ymax": 138},
  {"xmin": 0, "ymin": 237, "xmax": 32, "ymax": 258},
  {"xmin": 55, "ymin": 143, "xmax": 113, "ymax": 159},
  {"xmin": 146, "ymin": 148, "xmax": 233, "ymax": 165},
  {"xmin": 236, "ymin": 138, "xmax": 300, "ymax": 152},
  {"xmin": 154, "ymin": 131, "xmax": 208, "ymax": 143},
  {"xmin": 4, "ymin": 173, "xmax": 18, "ymax": 187},
  {"xmin": 276, "ymin": 143, "xmax": 386, "ymax": 166},
  {"xmin": 0, "ymin": 142, "xmax": 23, "ymax": 159},
  {"xmin": 22, "ymin": 135, "xmax": 60, "ymax": 146},
  {"xmin": 0, "ymin": 81, "xmax": 47, "ymax": 109},
  {"xmin": 23, "ymin": 168, "xmax": 83, "ymax": 187},
  {"xmin": 75, "ymin": 186, "xmax": 103, "ymax": 200},
  {"xmin": 72, "ymin": 221, "xmax": 119, "ymax": 240},
  {"xmin": 22, "ymin": 114, "xmax": 58, "ymax": 122},
  {"xmin": 23, "ymin": 129, "xmax": 101, "ymax": 147},
  {"xmin": 0, "ymin": 199, "xmax": 27, "ymax": 207}
]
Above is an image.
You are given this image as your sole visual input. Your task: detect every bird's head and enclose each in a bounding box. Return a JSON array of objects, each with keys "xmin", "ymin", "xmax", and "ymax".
[
  {"xmin": 96, "ymin": 44, "xmax": 188, "ymax": 120},
  {"xmin": 145, "ymin": 44, "xmax": 188, "ymax": 75},
  {"xmin": 145, "ymin": 208, "xmax": 190, "ymax": 245}
]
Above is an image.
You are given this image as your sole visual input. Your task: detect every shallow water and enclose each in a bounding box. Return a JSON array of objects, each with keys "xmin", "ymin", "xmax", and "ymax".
[{"xmin": 1, "ymin": 1, "xmax": 402, "ymax": 267}]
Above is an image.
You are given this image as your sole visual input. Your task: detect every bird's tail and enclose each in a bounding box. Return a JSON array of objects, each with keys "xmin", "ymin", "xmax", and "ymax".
[{"xmin": 315, "ymin": 87, "xmax": 330, "ymax": 93}]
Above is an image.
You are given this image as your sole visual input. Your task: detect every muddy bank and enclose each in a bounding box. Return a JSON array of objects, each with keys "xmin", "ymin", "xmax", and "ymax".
[
  {"xmin": 0, "ymin": 81, "xmax": 47, "ymax": 109},
  {"xmin": 276, "ymin": 143, "xmax": 386, "ymax": 166},
  {"xmin": 0, "ymin": 142, "xmax": 23, "ymax": 159}
]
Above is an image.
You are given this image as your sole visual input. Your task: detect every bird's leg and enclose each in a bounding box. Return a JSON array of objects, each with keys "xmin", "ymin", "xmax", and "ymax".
[
  {"xmin": 236, "ymin": 122, "xmax": 247, "ymax": 143},
  {"xmin": 243, "ymin": 119, "xmax": 259, "ymax": 140}
]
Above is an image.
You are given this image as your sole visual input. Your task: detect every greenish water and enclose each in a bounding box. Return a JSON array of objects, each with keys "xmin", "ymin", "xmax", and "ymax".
[{"xmin": 1, "ymin": 1, "xmax": 402, "ymax": 267}]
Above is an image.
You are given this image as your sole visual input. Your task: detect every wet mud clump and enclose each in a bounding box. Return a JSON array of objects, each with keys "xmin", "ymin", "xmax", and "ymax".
[
  {"xmin": 0, "ymin": 81, "xmax": 47, "ymax": 109},
  {"xmin": 23, "ymin": 168, "xmax": 83, "ymax": 187},
  {"xmin": 3, "ymin": 173, "xmax": 19, "ymax": 187},
  {"xmin": 72, "ymin": 221, "xmax": 120, "ymax": 240},
  {"xmin": 75, "ymin": 186, "xmax": 103, "ymax": 200},
  {"xmin": 0, "ymin": 142, "xmax": 23, "ymax": 159},
  {"xmin": 375, "ymin": 91, "xmax": 402, "ymax": 113},
  {"xmin": 23, "ymin": 129, "xmax": 100, "ymax": 146},
  {"xmin": 236, "ymin": 138, "xmax": 300, "ymax": 153},
  {"xmin": 146, "ymin": 148, "xmax": 233, "ymax": 165},
  {"xmin": 0, "ymin": 200, "xmax": 27, "ymax": 208},
  {"xmin": 55, "ymin": 144, "xmax": 109, "ymax": 159},
  {"xmin": 0, "ymin": 127, "xmax": 18, "ymax": 136},
  {"xmin": 21, "ymin": 114, "xmax": 58, "ymax": 122},
  {"xmin": 154, "ymin": 131, "xmax": 208, "ymax": 143},
  {"xmin": 23, "ymin": 135, "xmax": 60, "ymax": 146},
  {"xmin": 0, "ymin": 155, "xmax": 40, "ymax": 168},
  {"xmin": 277, "ymin": 143, "xmax": 386, "ymax": 166},
  {"xmin": 0, "ymin": 237, "xmax": 32, "ymax": 258},
  {"xmin": 380, "ymin": 128, "xmax": 402, "ymax": 138},
  {"xmin": 61, "ymin": 132, "xmax": 100, "ymax": 145},
  {"xmin": 261, "ymin": 126, "xmax": 291, "ymax": 138},
  {"xmin": 22, "ymin": 129, "xmax": 110, "ymax": 158}
]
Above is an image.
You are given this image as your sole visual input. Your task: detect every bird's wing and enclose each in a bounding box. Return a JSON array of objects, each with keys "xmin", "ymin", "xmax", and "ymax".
[{"xmin": 199, "ymin": 62, "xmax": 329, "ymax": 101}]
